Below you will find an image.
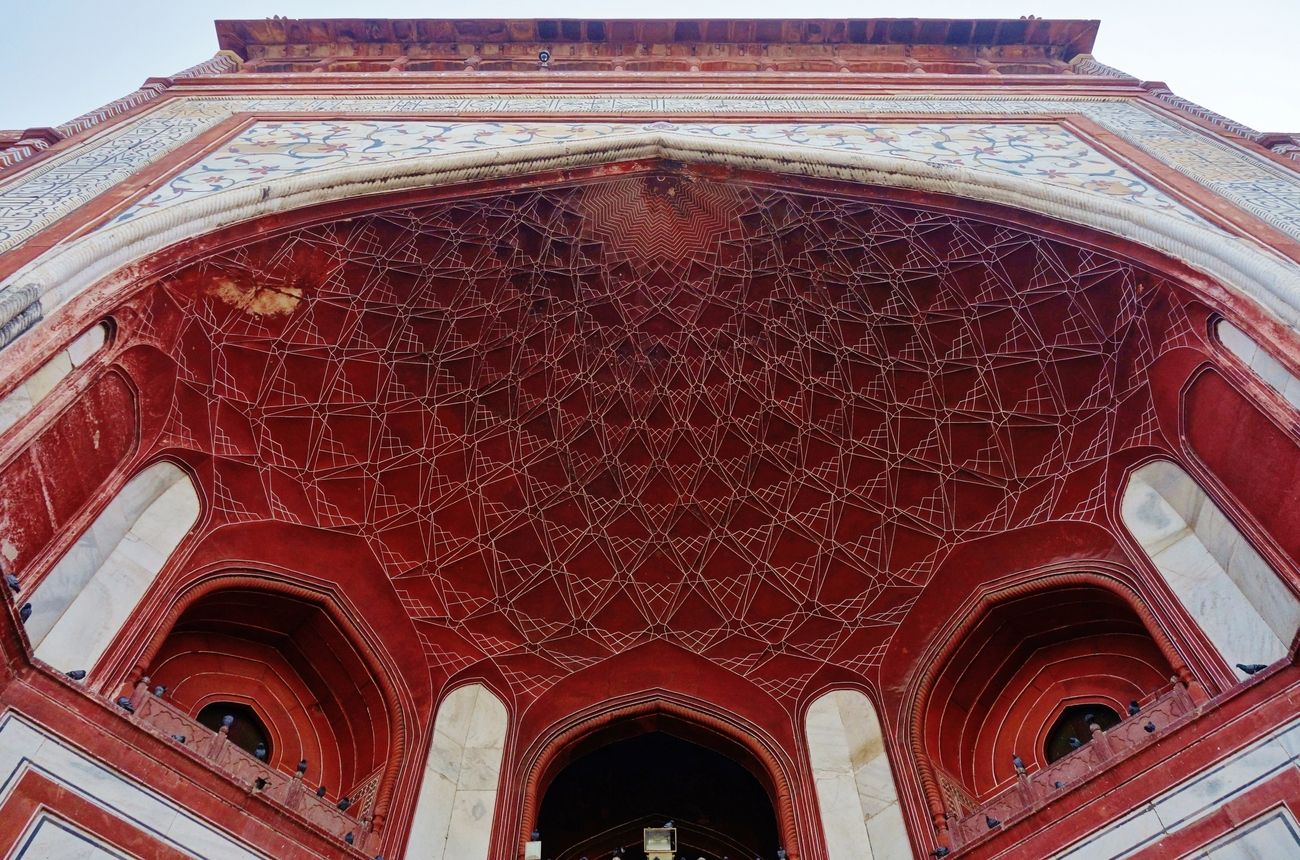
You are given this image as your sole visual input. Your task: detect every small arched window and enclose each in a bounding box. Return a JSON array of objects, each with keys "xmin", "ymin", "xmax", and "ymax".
[
  {"xmin": 197, "ymin": 702, "xmax": 271, "ymax": 760},
  {"xmin": 1044, "ymin": 704, "xmax": 1121, "ymax": 763}
]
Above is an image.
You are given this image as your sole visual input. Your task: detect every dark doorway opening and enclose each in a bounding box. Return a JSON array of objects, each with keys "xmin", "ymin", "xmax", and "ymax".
[
  {"xmin": 197, "ymin": 701, "xmax": 271, "ymax": 759},
  {"xmin": 535, "ymin": 731, "xmax": 781, "ymax": 860},
  {"xmin": 1044, "ymin": 703, "xmax": 1122, "ymax": 763}
]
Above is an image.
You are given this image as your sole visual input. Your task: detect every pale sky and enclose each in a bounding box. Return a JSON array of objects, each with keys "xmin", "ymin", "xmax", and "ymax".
[{"xmin": 2, "ymin": 0, "xmax": 1298, "ymax": 132}]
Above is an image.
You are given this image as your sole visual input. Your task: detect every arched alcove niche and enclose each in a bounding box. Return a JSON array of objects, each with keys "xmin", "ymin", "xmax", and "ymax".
[
  {"xmin": 28, "ymin": 461, "xmax": 199, "ymax": 674},
  {"xmin": 916, "ymin": 580, "xmax": 1177, "ymax": 810},
  {"xmin": 405, "ymin": 683, "xmax": 508, "ymax": 860},
  {"xmin": 1121, "ymin": 459, "xmax": 1300, "ymax": 669},
  {"xmin": 806, "ymin": 689, "xmax": 909, "ymax": 859},
  {"xmin": 146, "ymin": 585, "xmax": 395, "ymax": 807}
]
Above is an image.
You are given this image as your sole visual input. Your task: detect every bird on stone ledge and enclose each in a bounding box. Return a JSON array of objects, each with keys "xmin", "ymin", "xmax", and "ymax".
[
  {"xmin": 1236, "ymin": 663, "xmax": 1268, "ymax": 675},
  {"xmin": 65, "ymin": 670, "xmax": 86, "ymax": 681},
  {"xmin": 337, "ymin": 796, "xmax": 351, "ymax": 811},
  {"xmin": 931, "ymin": 848, "xmax": 950, "ymax": 857},
  {"xmin": 4, "ymin": 573, "xmax": 19, "ymax": 593},
  {"xmin": 253, "ymin": 742, "xmax": 267, "ymax": 761},
  {"xmin": 18, "ymin": 603, "xmax": 31, "ymax": 623},
  {"xmin": 1128, "ymin": 699, "xmax": 1141, "ymax": 716},
  {"xmin": 986, "ymin": 815, "xmax": 1001, "ymax": 829},
  {"xmin": 1068, "ymin": 736, "xmax": 1083, "ymax": 749}
]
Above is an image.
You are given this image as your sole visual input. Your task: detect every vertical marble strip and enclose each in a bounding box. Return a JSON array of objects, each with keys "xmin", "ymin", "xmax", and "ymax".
[
  {"xmin": 1215, "ymin": 320, "xmax": 1300, "ymax": 410},
  {"xmin": 806, "ymin": 689, "xmax": 910, "ymax": 860},
  {"xmin": 405, "ymin": 684, "xmax": 507, "ymax": 860}
]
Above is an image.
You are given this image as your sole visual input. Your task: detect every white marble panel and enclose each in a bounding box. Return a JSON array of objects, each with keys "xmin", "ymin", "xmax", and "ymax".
[
  {"xmin": 1121, "ymin": 462, "xmax": 1297, "ymax": 669},
  {"xmin": 806, "ymin": 690, "xmax": 908, "ymax": 859},
  {"xmin": 1057, "ymin": 718, "xmax": 1300, "ymax": 859},
  {"xmin": 405, "ymin": 683, "xmax": 508, "ymax": 860},
  {"xmin": 16, "ymin": 816, "xmax": 124, "ymax": 859},
  {"xmin": 1058, "ymin": 807, "xmax": 1164, "ymax": 860},
  {"xmin": 0, "ymin": 323, "xmax": 107, "ymax": 437},
  {"xmin": 66, "ymin": 324, "xmax": 107, "ymax": 367},
  {"xmin": 1151, "ymin": 739, "xmax": 1291, "ymax": 829},
  {"xmin": 1217, "ymin": 320, "xmax": 1300, "ymax": 411},
  {"xmin": 1201, "ymin": 810, "xmax": 1300, "ymax": 859},
  {"xmin": 29, "ymin": 462, "xmax": 199, "ymax": 673},
  {"xmin": 0, "ymin": 712, "xmax": 265, "ymax": 859}
]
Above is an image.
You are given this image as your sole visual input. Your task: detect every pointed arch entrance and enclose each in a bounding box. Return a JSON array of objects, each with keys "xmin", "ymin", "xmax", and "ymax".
[{"xmin": 522, "ymin": 698, "xmax": 796, "ymax": 860}]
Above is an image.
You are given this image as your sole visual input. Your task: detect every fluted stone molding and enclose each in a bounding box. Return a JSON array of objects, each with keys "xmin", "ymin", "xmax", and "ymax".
[{"xmin": 1068, "ymin": 54, "xmax": 1137, "ymax": 80}]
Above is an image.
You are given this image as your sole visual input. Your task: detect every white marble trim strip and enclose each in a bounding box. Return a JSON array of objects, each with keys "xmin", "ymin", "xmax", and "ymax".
[
  {"xmin": 12, "ymin": 814, "xmax": 132, "ymax": 859},
  {"xmin": 0, "ymin": 711, "xmax": 267, "ymax": 859},
  {"xmin": 1056, "ymin": 717, "xmax": 1300, "ymax": 859}
]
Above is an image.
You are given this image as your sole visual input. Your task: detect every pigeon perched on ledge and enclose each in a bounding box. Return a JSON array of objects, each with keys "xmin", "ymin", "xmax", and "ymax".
[
  {"xmin": 4, "ymin": 574, "xmax": 19, "ymax": 593},
  {"xmin": 65, "ymin": 670, "xmax": 86, "ymax": 681},
  {"xmin": 1236, "ymin": 663, "xmax": 1268, "ymax": 676}
]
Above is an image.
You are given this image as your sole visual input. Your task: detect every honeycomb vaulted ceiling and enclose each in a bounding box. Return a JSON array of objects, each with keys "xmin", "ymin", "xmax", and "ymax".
[{"xmin": 132, "ymin": 171, "xmax": 1193, "ymax": 704}]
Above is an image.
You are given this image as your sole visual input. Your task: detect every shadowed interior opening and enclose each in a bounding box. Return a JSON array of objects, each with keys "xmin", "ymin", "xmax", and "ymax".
[
  {"xmin": 197, "ymin": 701, "xmax": 272, "ymax": 758},
  {"xmin": 536, "ymin": 731, "xmax": 781, "ymax": 860}
]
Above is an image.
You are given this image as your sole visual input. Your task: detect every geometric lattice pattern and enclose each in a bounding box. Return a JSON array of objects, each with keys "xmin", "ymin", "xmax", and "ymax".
[{"xmin": 126, "ymin": 173, "xmax": 1195, "ymax": 705}]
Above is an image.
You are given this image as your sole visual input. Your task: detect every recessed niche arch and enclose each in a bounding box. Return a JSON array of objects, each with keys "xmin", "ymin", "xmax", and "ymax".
[
  {"xmin": 805, "ymin": 689, "xmax": 910, "ymax": 860},
  {"xmin": 917, "ymin": 580, "xmax": 1176, "ymax": 806},
  {"xmin": 1121, "ymin": 459, "xmax": 1300, "ymax": 670},
  {"xmin": 28, "ymin": 460, "xmax": 199, "ymax": 675},
  {"xmin": 141, "ymin": 580, "xmax": 402, "ymax": 821}
]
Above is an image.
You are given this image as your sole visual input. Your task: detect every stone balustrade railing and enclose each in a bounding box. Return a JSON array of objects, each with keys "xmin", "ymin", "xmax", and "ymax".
[
  {"xmin": 949, "ymin": 682, "xmax": 1196, "ymax": 848},
  {"xmin": 122, "ymin": 677, "xmax": 373, "ymax": 852}
]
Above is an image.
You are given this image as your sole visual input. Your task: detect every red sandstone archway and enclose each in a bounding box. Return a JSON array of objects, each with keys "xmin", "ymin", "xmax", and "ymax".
[
  {"xmin": 905, "ymin": 568, "xmax": 1191, "ymax": 842},
  {"xmin": 3, "ymin": 159, "xmax": 1285, "ymax": 858},
  {"xmin": 520, "ymin": 695, "xmax": 799, "ymax": 857},
  {"xmin": 130, "ymin": 573, "xmax": 409, "ymax": 835}
]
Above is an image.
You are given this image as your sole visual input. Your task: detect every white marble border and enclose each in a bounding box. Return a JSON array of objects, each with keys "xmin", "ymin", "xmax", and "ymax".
[
  {"xmin": 0, "ymin": 711, "xmax": 267, "ymax": 860},
  {"xmin": 12, "ymin": 814, "xmax": 129, "ymax": 859},
  {"xmin": 1057, "ymin": 717, "xmax": 1300, "ymax": 859}
]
